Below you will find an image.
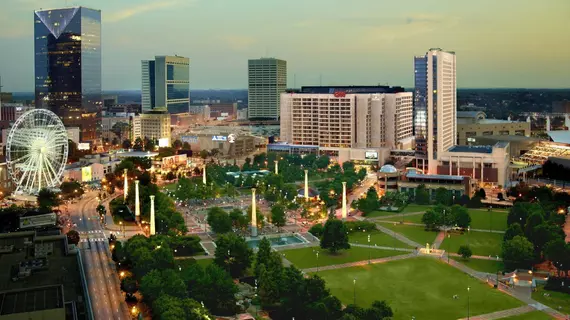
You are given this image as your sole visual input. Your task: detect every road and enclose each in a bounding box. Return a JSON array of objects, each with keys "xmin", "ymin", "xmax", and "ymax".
[
  {"xmin": 68, "ymin": 191, "xmax": 130, "ymax": 320},
  {"xmin": 348, "ymin": 173, "xmax": 378, "ymax": 205}
]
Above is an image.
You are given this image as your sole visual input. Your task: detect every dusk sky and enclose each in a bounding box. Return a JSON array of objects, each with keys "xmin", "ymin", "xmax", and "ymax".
[{"xmin": 1, "ymin": 0, "xmax": 569, "ymax": 91}]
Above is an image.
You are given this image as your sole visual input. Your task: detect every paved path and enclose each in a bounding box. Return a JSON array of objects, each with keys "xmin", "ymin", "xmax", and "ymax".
[
  {"xmin": 375, "ymin": 223, "xmax": 422, "ymax": 248},
  {"xmin": 301, "ymin": 252, "xmax": 416, "ymax": 273},
  {"xmin": 368, "ymin": 211, "xmax": 424, "ymax": 220},
  {"xmin": 350, "ymin": 243, "xmax": 415, "ymax": 253},
  {"xmin": 458, "ymin": 305, "xmax": 536, "ymax": 320},
  {"xmin": 433, "ymin": 231, "xmax": 446, "ymax": 249},
  {"xmin": 376, "ymin": 221, "xmax": 506, "ymax": 234}
]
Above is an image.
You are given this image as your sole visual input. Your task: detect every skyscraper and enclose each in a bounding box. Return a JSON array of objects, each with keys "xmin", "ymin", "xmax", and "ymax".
[
  {"xmin": 414, "ymin": 48, "xmax": 457, "ymax": 174},
  {"xmin": 248, "ymin": 58, "xmax": 287, "ymax": 120},
  {"xmin": 141, "ymin": 55, "xmax": 190, "ymax": 114},
  {"xmin": 34, "ymin": 7, "xmax": 102, "ymax": 142}
]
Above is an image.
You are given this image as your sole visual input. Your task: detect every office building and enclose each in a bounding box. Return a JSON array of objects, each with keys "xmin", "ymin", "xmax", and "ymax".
[
  {"xmin": 553, "ymin": 100, "xmax": 570, "ymax": 114},
  {"xmin": 209, "ymin": 103, "xmax": 238, "ymax": 119},
  {"xmin": 34, "ymin": 7, "xmax": 102, "ymax": 142},
  {"xmin": 279, "ymin": 87, "xmax": 414, "ymax": 163},
  {"xmin": 248, "ymin": 58, "xmax": 287, "ymax": 120},
  {"xmin": 414, "ymin": 48, "xmax": 457, "ymax": 174},
  {"xmin": 131, "ymin": 107, "xmax": 171, "ymax": 146},
  {"xmin": 142, "ymin": 55, "xmax": 190, "ymax": 113},
  {"xmin": 457, "ymin": 111, "xmax": 531, "ymax": 145}
]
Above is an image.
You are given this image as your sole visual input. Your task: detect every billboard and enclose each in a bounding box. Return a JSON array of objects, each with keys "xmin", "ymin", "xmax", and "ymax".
[
  {"xmin": 158, "ymin": 138, "xmax": 169, "ymax": 147},
  {"xmin": 228, "ymin": 134, "xmax": 237, "ymax": 144},
  {"xmin": 212, "ymin": 135, "xmax": 227, "ymax": 142},
  {"xmin": 81, "ymin": 166, "xmax": 92, "ymax": 182},
  {"xmin": 78, "ymin": 142, "xmax": 90, "ymax": 150},
  {"xmin": 20, "ymin": 213, "xmax": 57, "ymax": 229},
  {"xmin": 181, "ymin": 136, "xmax": 199, "ymax": 143},
  {"xmin": 365, "ymin": 151, "xmax": 378, "ymax": 160}
]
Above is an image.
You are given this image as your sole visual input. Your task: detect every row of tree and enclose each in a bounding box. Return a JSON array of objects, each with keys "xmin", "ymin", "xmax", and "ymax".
[{"xmin": 421, "ymin": 205, "xmax": 472, "ymax": 230}]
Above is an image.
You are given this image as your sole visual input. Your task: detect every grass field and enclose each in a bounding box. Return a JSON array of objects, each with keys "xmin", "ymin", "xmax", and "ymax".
[
  {"xmin": 281, "ymin": 246, "xmax": 407, "ymax": 269},
  {"xmin": 502, "ymin": 311, "xmax": 554, "ymax": 320},
  {"xmin": 532, "ymin": 285, "xmax": 570, "ymax": 316},
  {"xmin": 366, "ymin": 204, "xmax": 432, "ymax": 218},
  {"xmin": 379, "ymin": 213, "xmax": 424, "ymax": 224},
  {"xmin": 379, "ymin": 222, "xmax": 439, "ymax": 246},
  {"xmin": 468, "ymin": 209, "xmax": 508, "ymax": 231},
  {"xmin": 317, "ymin": 257, "xmax": 523, "ymax": 320},
  {"xmin": 349, "ymin": 230, "xmax": 414, "ymax": 249},
  {"xmin": 441, "ymin": 230, "xmax": 503, "ymax": 257},
  {"xmin": 450, "ymin": 256, "xmax": 504, "ymax": 274},
  {"xmin": 195, "ymin": 258, "xmax": 214, "ymax": 268}
]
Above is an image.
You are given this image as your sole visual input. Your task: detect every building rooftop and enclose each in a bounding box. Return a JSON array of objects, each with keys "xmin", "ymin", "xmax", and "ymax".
[
  {"xmin": 300, "ymin": 86, "xmax": 405, "ymax": 94},
  {"xmin": 448, "ymin": 145, "xmax": 494, "ymax": 154},
  {"xmin": 0, "ymin": 285, "xmax": 65, "ymax": 318},
  {"xmin": 478, "ymin": 119, "xmax": 516, "ymax": 124},
  {"xmin": 379, "ymin": 165, "xmax": 398, "ymax": 173},
  {"xmin": 115, "ymin": 151, "xmax": 159, "ymax": 158},
  {"xmin": 406, "ymin": 171, "xmax": 465, "ymax": 181},
  {"xmin": 547, "ymin": 130, "xmax": 570, "ymax": 145},
  {"xmin": 457, "ymin": 111, "xmax": 486, "ymax": 119}
]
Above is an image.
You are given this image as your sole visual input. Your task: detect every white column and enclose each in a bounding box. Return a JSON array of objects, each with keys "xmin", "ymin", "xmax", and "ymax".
[
  {"xmin": 565, "ymin": 114, "xmax": 570, "ymax": 129},
  {"xmin": 546, "ymin": 116, "xmax": 551, "ymax": 131},
  {"xmin": 135, "ymin": 180, "xmax": 140, "ymax": 221},
  {"xmin": 472, "ymin": 158, "xmax": 475, "ymax": 179},
  {"xmin": 342, "ymin": 181, "xmax": 347, "ymax": 220},
  {"xmin": 304, "ymin": 170, "xmax": 309, "ymax": 202},
  {"xmin": 274, "ymin": 161, "xmax": 278, "ymax": 175},
  {"xmin": 202, "ymin": 165, "xmax": 207, "ymax": 185},
  {"xmin": 457, "ymin": 157, "xmax": 461, "ymax": 176},
  {"xmin": 449, "ymin": 157, "xmax": 453, "ymax": 175},
  {"xmin": 251, "ymin": 188, "xmax": 257, "ymax": 237},
  {"xmin": 150, "ymin": 195, "xmax": 156, "ymax": 235},
  {"xmin": 480, "ymin": 158, "xmax": 484, "ymax": 184},
  {"xmin": 123, "ymin": 168, "xmax": 128, "ymax": 201}
]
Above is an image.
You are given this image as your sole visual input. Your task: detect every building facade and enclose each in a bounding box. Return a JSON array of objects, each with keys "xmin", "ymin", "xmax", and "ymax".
[
  {"xmin": 34, "ymin": 7, "xmax": 102, "ymax": 142},
  {"xmin": 248, "ymin": 58, "xmax": 287, "ymax": 120},
  {"xmin": 279, "ymin": 90, "xmax": 414, "ymax": 151},
  {"xmin": 209, "ymin": 103, "xmax": 238, "ymax": 119},
  {"xmin": 414, "ymin": 48, "xmax": 457, "ymax": 174},
  {"xmin": 457, "ymin": 111, "xmax": 531, "ymax": 145},
  {"xmin": 131, "ymin": 108, "xmax": 171, "ymax": 145},
  {"xmin": 142, "ymin": 55, "xmax": 190, "ymax": 113}
]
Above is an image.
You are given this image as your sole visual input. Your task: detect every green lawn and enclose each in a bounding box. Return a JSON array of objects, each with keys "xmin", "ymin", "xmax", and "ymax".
[
  {"xmin": 195, "ymin": 258, "xmax": 214, "ymax": 268},
  {"xmin": 468, "ymin": 209, "xmax": 508, "ymax": 231},
  {"xmin": 379, "ymin": 214, "xmax": 424, "ymax": 224},
  {"xmin": 349, "ymin": 230, "xmax": 414, "ymax": 249},
  {"xmin": 163, "ymin": 183, "xmax": 177, "ymax": 192},
  {"xmin": 379, "ymin": 222, "xmax": 439, "ymax": 247},
  {"xmin": 441, "ymin": 230, "xmax": 503, "ymax": 257},
  {"xmin": 450, "ymin": 256, "xmax": 504, "ymax": 274},
  {"xmin": 317, "ymin": 257, "xmax": 524, "ymax": 320},
  {"xmin": 281, "ymin": 246, "xmax": 406, "ymax": 269},
  {"xmin": 502, "ymin": 311, "xmax": 554, "ymax": 320},
  {"xmin": 532, "ymin": 285, "xmax": 570, "ymax": 316},
  {"xmin": 366, "ymin": 204, "xmax": 432, "ymax": 218}
]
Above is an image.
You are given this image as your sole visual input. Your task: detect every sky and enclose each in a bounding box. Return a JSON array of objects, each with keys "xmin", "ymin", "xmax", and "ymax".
[{"xmin": 0, "ymin": 0, "xmax": 569, "ymax": 91}]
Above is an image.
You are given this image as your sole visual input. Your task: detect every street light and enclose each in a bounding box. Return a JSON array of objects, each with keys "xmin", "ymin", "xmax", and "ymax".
[
  {"xmin": 353, "ymin": 278, "xmax": 357, "ymax": 305},
  {"xmin": 367, "ymin": 234, "xmax": 371, "ymax": 264},
  {"xmin": 316, "ymin": 251, "xmax": 320, "ymax": 273},
  {"xmin": 467, "ymin": 286, "xmax": 471, "ymax": 320}
]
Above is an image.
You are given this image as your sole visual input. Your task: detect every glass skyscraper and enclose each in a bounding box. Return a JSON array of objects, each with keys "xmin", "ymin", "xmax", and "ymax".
[
  {"xmin": 34, "ymin": 7, "xmax": 102, "ymax": 142},
  {"xmin": 248, "ymin": 58, "xmax": 287, "ymax": 120},
  {"xmin": 141, "ymin": 56, "xmax": 190, "ymax": 114},
  {"xmin": 414, "ymin": 48, "xmax": 457, "ymax": 174}
]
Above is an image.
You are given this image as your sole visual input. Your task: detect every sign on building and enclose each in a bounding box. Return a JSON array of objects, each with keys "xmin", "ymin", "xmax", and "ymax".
[
  {"xmin": 181, "ymin": 136, "xmax": 199, "ymax": 143},
  {"xmin": 20, "ymin": 213, "xmax": 57, "ymax": 229},
  {"xmin": 212, "ymin": 135, "xmax": 227, "ymax": 142},
  {"xmin": 78, "ymin": 143, "xmax": 90, "ymax": 150},
  {"xmin": 81, "ymin": 166, "xmax": 92, "ymax": 182},
  {"xmin": 365, "ymin": 151, "xmax": 378, "ymax": 160}
]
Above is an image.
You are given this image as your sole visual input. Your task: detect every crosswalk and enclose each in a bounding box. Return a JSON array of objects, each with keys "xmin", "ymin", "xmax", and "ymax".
[
  {"xmin": 79, "ymin": 230, "xmax": 106, "ymax": 235},
  {"xmin": 80, "ymin": 238, "xmax": 107, "ymax": 243}
]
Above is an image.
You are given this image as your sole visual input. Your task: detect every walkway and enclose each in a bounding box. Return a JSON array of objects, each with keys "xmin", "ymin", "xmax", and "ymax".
[
  {"xmin": 376, "ymin": 221, "xmax": 506, "ymax": 234},
  {"xmin": 457, "ymin": 305, "xmax": 536, "ymax": 320},
  {"xmin": 368, "ymin": 211, "xmax": 424, "ymax": 221},
  {"xmin": 350, "ymin": 243, "xmax": 415, "ymax": 253},
  {"xmin": 433, "ymin": 231, "xmax": 446, "ymax": 249},
  {"xmin": 375, "ymin": 223, "xmax": 422, "ymax": 248},
  {"xmin": 301, "ymin": 253, "xmax": 416, "ymax": 273}
]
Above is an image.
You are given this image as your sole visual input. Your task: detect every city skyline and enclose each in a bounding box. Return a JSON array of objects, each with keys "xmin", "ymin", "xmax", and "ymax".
[{"xmin": 1, "ymin": 0, "xmax": 569, "ymax": 91}]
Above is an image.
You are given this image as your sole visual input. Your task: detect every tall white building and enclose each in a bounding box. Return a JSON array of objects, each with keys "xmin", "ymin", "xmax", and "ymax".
[
  {"xmin": 414, "ymin": 48, "xmax": 457, "ymax": 174},
  {"xmin": 132, "ymin": 107, "xmax": 171, "ymax": 146},
  {"xmin": 248, "ymin": 58, "xmax": 287, "ymax": 120},
  {"xmin": 280, "ymin": 89, "xmax": 413, "ymax": 153},
  {"xmin": 142, "ymin": 55, "xmax": 190, "ymax": 114}
]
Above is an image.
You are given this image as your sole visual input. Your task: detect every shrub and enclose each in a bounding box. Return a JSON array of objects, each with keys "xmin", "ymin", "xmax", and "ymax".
[{"xmin": 308, "ymin": 224, "xmax": 324, "ymax": 238}]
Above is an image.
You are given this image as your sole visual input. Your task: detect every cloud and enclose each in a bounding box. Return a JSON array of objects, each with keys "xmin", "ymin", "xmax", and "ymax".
[
  {"xmin": 221, "ymin": 35, "xmax": 257, "ymax": 51},
  {"xmin": 106, "ymin": 0, "xmax": 187, "ymax": 22}
]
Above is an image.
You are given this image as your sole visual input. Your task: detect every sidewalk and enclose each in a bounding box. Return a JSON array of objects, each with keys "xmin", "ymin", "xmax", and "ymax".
[
  {"xmin": 375, "ymin": 223, "xmax": 422, "ymax": 248},
  {"xmin": 433, "ymin": 231, "xmax": 445, "ymax": 249},
  {"xmin": 376, "ymin": 221, "xmax": 505, "ymax": 234},
  {"xmin": 301, "ymin": 252, "xmax": 416, "ymax": 273},
  {"xmin": 457, "ymin": 305, "xmax": 536, "ymax": 320}
]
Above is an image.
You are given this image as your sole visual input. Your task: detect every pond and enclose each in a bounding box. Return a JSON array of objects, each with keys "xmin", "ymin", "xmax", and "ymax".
[{"xmin": 246, "ymin": 234, "xmax": 307, "ymax": 248}]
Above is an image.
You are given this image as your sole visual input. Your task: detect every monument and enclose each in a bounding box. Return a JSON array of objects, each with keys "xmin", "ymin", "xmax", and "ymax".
[
  {"xmin": 304, "ymin": 170, "xmax": 309, "ymax": 202},
  {"xmin": 150, "ymin": 195, "xmax": 156, "ymax": 235},
  {"xmin": 251, "ymin": 188, "xmax": 258, "ymax": 237},
  {"xmin": 342, "ymin": 181, "xmax": 347, "ymax": 219},
  {"xmin": 123, "ymin": 168, "xmax": 128, "ymax": 201},
  {"xmin": 203, "ymin": 165, "xmax": 207, "ymax": 185},
  {"xmin": 135, "ymin": 180, "xmax": 140, "ymax": 221},
  {"xmin": 275, "ymin": 160, "xmax": 279, "ymax": 175}
]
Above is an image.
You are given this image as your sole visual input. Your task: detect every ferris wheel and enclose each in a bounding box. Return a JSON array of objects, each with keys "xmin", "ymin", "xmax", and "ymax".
[{"xmin": 6, "ymin": 109, "xmax": 69, "ymax": 195}]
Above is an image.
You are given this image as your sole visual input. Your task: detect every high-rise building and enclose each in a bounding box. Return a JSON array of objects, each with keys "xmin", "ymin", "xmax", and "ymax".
[
  {"xmin": 142, "ymin": 55, "xmax": 190, "ymax": 114},
  {"xmin": 34, "ymin": 7, "xmax": 102, "ymax": 142},
  {"xmin": 414, "ymin": 48, "xmax": 457, "ymax": 174},
  {"xmin": 248, "ymin": 58, "xmax": 287, "ymax": 120},
  {"xmin": 280, "ymin": 87, "xmax": 414, "ymax": 151},
  {"xmin": 132, "ymin": 107, "xmax": 171, "ymax": 146}
]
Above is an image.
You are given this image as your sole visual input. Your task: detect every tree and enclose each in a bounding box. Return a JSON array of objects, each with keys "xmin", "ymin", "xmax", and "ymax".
[
  {"xmin": 502, "ymin": 235, "xmax": 534, "ymax": 271},
  {"xmin": 182, "ymin": 142, "xmax": 191, "ymax": 150},
  {"xmin": 258, "ymin": 264, "xmax": 280, "ymax": 307},
  {"xmin": 172, "ymin": 139, "xmax": 183, "ymax": 149},
  {"xmin": 315, "ymin": 155, "xmax": 330, "ymax": 170},
  {"xmin": 122, "ymin": 139, "xmax": 131, "ymax": 149},
  {"xmin": 144, "ymin": 138, "xmax": 155, "ymax": 151},
  {"xmin": 451, "ymin": 205, "xmax": 471, "ymax": 229},
  {"xmin": 254, "ymin": 237, "xmax": 272, "ymax": 279},
  {"xmin": 477, "ymin": 188, "xmax": 487, "ymax": 199},
  {"xmin": 435, "ymin": 187, "xmax": 453, "ymax": 206},
  {"xmin": 467, "ymin": 195, "xmax": 483, "ymax": 208},
  {"xmin": 320, "ymin": 219, "xmax": 350, "ymax": 253},
  {"xmin": 96, "ymin": 204, "xmax": 106, "ymax": 216},
  {"xmin": 309, "ymin": 224, "xmax": 324, "ymax": 238},
  {"xmin": 214, "ymin": 233, "xmax": 253, "ymax": 278},
  {"xmin": 199, "ymin": 150, "xmax": 209, "ymax": 159},
  {"xmin": 121, "ymin": 276, "xmax": 138, "ymax": 298},
  {"xmin": 37, "ymin": 188, "xmax": 60, "ymax": 212},
  {"xmin": 415, "ymin": 184, "xmax": 430, "ymax": 205},
  {"xmin": 367, "ymin": 300, "xmax": 394, "ymax": 319},
  {"xmin": 421, "ymin": 208, "xmax": 439, "ymax": 230},
  {"xmin": 60, "ymin": 181, "xmax": 84, "ymax": 198},
  {"xmin": 270, "ymin": 204, "xmax": 286, "ymax": 230},
  {"xmin": 458, "ymin": 245, "xmax": 473, "ymax": 260},
  {"xmin": 532, "ymin": 223, "xmax": 565, "ymax": 254},
  {"xmin": 206, "ymin": 207, "xmax": 232, "ymax": 234},
  {"xmin": 229, "ymin": 208, "xmax": 248, "ymax": 232},
  {"xmin": 66, "ymin": 230, "xmax": 80, "ymax": 245},
  {"xmin": 504, "ymin": 223, "xmax": 524, "ymax": 242},
  {"xmin": 140, "ymin": 269, "xmax": 187, "ymax": 303},
  {"xmin": 544, "ymin": 239, "xmax": 570, "ymax": 277},
  {"xmin": 356, "ymin": 187, "xmax": 379, "ymax": 214},
  {"xmin": 524, "ymin": 212, "xmax": 544, "ymax": 240}
]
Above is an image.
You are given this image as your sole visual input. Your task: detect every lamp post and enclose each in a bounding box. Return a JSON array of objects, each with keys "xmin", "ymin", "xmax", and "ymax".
[
  {"xmin": 316, "ymin": 251, "xmax": 319, "ymax": 273},
  {"xmin": 353, "ymin": 278, "xmax": 356, "ymax": 305},
  {"xmin": 467, "ymin": 286, "xmax": 471, "ymax": 320},
  {"xmin": 367, "ymin": 234, "xmax": 371, "ymax": 264},
  {"xmin": 467, "ymin": 226, "xmax": 471, "ymax": 247},
  {"xmin": 496, "ymin": 255, "xmax": 500, "ymax": 289}
]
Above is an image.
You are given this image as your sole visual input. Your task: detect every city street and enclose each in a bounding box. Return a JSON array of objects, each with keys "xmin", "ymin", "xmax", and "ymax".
[{"xmin": 68, "ymin": 191, "xmax": 130, "ymax": 320}]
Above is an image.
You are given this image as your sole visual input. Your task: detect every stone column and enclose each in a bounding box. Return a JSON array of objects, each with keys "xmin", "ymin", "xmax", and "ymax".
[
  {"xmin": 251, "ymin": 188, "xmax": 257, "ymax": 237},
  {"xmin": 472, "ymin": 158, "xmax": 476, "ymax": 179},
  {"xmin": 342, "ymin": 182, "xmax": 347, "ymax": 220},
  {"xmin": 304, "ymin": 170, "xmax": 309, "ymax": 202},
  {"xmin": 135, "ymin": 180, "xmax": 140, "ymax": 221},
  {"xmin": 150, "ymin": 195, "xmax": 156, "ymax": 235},
  {"xmin": 457, "ymin": 157, "xmax": 461, "ymax": 176},
  {"xmin": 123, "ymin": 168, "xmax": 128, "ymax": 201},
  {"xmin": 274, "ymin": 161, "xmax": 279, "ymax": 175},
  {"xmin": 449, "ymin": 157, "xmax": 453, "ymax": 175},
  {"xmin": 202, "ymin": 165, "xmax": 207, "ymax": 185},
  {"xmin": 565, "ymin": 114, "xmax": 570, "ymax": 129},
  {"xmin": 480, "ymin": 158, "xmax": 484, "ymax": 184},
  {"xmin": 546, "ymin": 115, "xmax": 551, "ymax": 131}
]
